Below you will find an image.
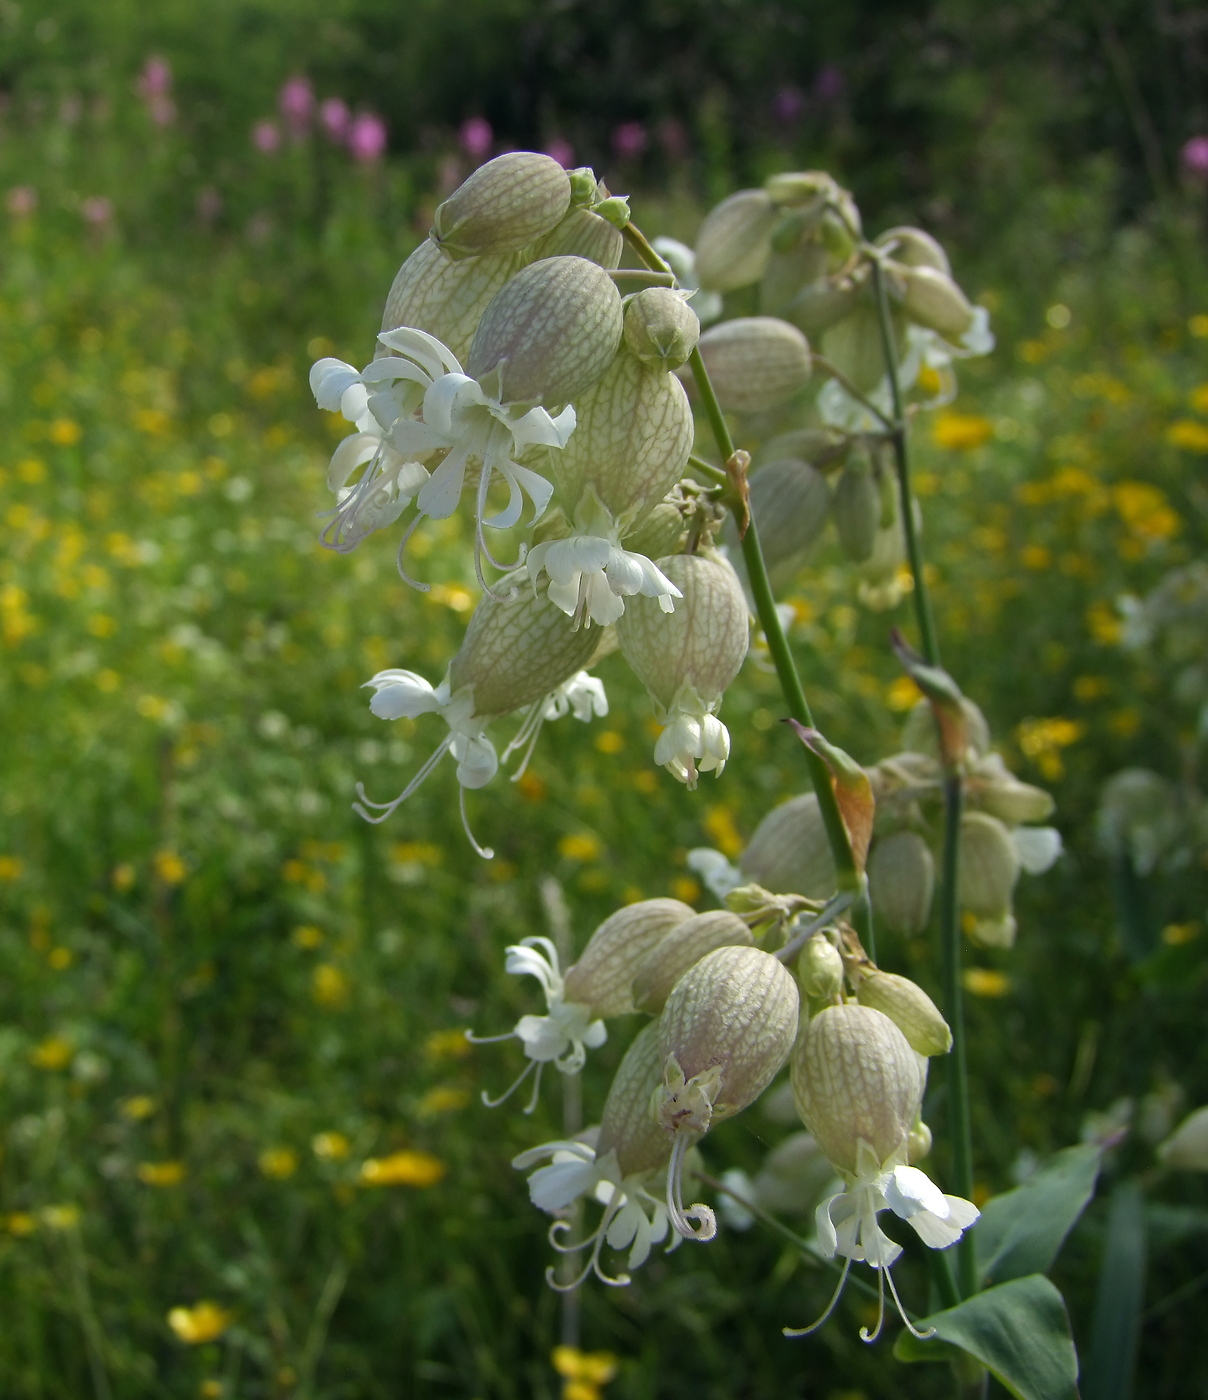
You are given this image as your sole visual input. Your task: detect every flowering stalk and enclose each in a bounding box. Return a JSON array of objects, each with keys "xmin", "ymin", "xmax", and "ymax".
[
  {"xmin": 870, "ymin": 251, "xmax": 976, "ymax": 1298},
  {"xmin": 622, "ymin": 223, "xmax": 868, "ymax": 942}
]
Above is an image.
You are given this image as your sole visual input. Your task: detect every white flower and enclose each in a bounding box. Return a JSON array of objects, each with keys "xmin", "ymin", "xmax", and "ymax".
[
  {"xmin": 355, "ymin": 668, "xmax": 498, "ymax": 854},
  {"xmin": 321, "ymin": 432, "xmax": 431, "ymax": 553},
  {"xmin": 786, "ymin": 1138, "xmax": 979, "ymax": 1344},
  {"xmin": 502, "ymin": 670, "xmax": 608, "ymax": 779},
  {"xmin": 1011, "ymin": 825, "xmax": 1063, "ymax": 874},
  {"xmin": 512, "ymin": 1138, "xmax": 674, "ymax": 1286},
  {"xmin": 687, "ymin": 847, "xmax": 744, "ymax": 900},
  {"xmin": 653, "ymin": 688, "xmax": 730, "ymax": 788}
]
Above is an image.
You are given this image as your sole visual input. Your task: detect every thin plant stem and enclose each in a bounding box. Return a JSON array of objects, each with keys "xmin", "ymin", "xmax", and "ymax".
[
  {"xmin": 296, "ymin": 1256, "xmax": 349, "ymax": 1400},
  {"xmin": 687, "ymin": 452, "xmax": 729, "ymax": 487},
  {"xmin": 870, "ymin": 252, "xmax": 976, "ymax": 1299},
  {"xmin": 869, "ymin": 255, "xmax": 940, "ymax": 669},
  {"xmin": 810, "ymin": 353, "xmax": 895, "ymax": 432},
  {"xmin": 64, "ymin": 1229, "xmax": 113, "ymax": 1400}
]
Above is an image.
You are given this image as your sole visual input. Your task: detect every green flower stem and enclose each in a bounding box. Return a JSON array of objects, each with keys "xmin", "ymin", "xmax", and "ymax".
[
  {"xmin": 687, "ymin": 452, "xmax": 729, "ymax": 487},
  {"xmin": 869, "ymin": 252, "xmax": 976, "ymax": 1298},
  {"xmin": 869, "ymin": 255, "xmax": 940, "ymax": 669},
  {"xmin": 941, "ymin": 772, "xmax": 977, "ymax": 1298},
  {"xmin": 622, "ymin": 222, "xmax": 867, "ymax": 924}
]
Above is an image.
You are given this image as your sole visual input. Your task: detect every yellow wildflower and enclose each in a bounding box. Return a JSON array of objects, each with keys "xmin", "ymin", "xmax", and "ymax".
[
  {"xmin": 359, "ymin": 1150, "xmax": 446, "ymax": 1188},
  {"xmin": 154, "ymin": 850, "xmax": 187, "ymax": 885},
  {"xmin": 312, "ymin": 1132, "xmax": 351, "ymax": 1160},
  {"xmin": 417, "ymin": 1086, "xmax": 471, "ymax": 1116},
  {"xmin": 312, "ymin": 964, "xmax": 350, "ymax": 1008},
  {"xmin": 6, "ymin": 1213, "xmax": 37, "ymax": 1236},
  {"xmin": 1165, "ymin": 419, "xmax": 1208, "ymax": 453},
  {"xmin": 121, "ymin": 1096, "xmax": 156, "ymax": 1120},
  {"xmin": 703, "ymin": 805, "xmax": 744, "ymax": 858},
  {"xmin": 962, "ymin": 969, "xmax": 1011, "ymax": 998},
  {"xmin": 167, "ymin": 1302, "xmax": 233, "ymax": 1345},
  {"xmin": 1113, "ymin": 481, "xmax": 1179, "ymax": 542},
  {"xmin": 40, "ymin": 1204, "xmax": 80, "ymax": 1231},
  {"xmin": 424, "ymin": 1029, "xmax": 472, "ymax": 1061},
  {"xmin": 258, "ymin": 1148, "xmax": 298, "ymax": 1180},
  {"xmin": 594, "ymin": 730, "xmax": 625, "ymax": 754},
  {"xmin": 48, "ymin": 419, "xmax": 82, "ymax": 446},
  {"xmin": 932, "ymin": 413, "xmax": 993, "ymax": 451},
  {"xmin": 558, "ymin": 832, "xmax": 602, "ymax": 862},
  {"xmin": 552, "ymin": 1346, "xmax": 619, "ymax": 1398},
  {"xmin": 1016, "ymin": 716, "xmax": 1085, "ymax": 781},
  {"xmin": 0, "ymin": 855, "xmax": 23, "ymax": 882},
  {"xmin": 137, "ymin": 1161, "xmax": 187, "ymax": 1187},
  {"xmin": 291, "ymin": 925, "xmax": 324, "ymax": 949},
  {"xmin": 670, "ymin": 875, "xmax": 700, "ymax": 904},
  {"xmin": 30, "ymin": 1037, "xmax": 72, "ymax": 1070}
]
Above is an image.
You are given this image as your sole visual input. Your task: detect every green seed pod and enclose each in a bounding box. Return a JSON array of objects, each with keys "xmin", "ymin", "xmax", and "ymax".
[
  {"xmin": 696, "ymin": 317, "xmax": 812, "ymax": 415},
  {"xmin": 632, "ymin": 910, "xmax": 755, "ymax": 1014},
  {"xmin": 432, "ymin": 152, "xmax": 571, "ymax": 261},
  {"xmin": 875, "ymin": 226, "xmax": 950, "ymax": 276},
  {"xmin": 969, "ymin": 754, "xmax": 1055, "ymax": 824},
  {"xmin": 866, "ymin": 830, "xmax": 935, "ymax": 936},
  {"xmin": 563, "ymin": 898, "xmax": 696, "ymax": 1016},
  {"xmin": 761, "ymin": 242, "xmax": 830, "ymax": 319},
  {"xmin": 739, "ymin": 793, "xmax": 837, "ymax": 900},
  {"xmin": 833, "ymin": 458, "xmax": 881, "ymax": 563},
  {"xmin": 764, "ymin": 171, "xmax": 837, "ymax": 209},
  {"xmin": 623, "ymin": 501, "xmax": 686, "ymax": 559},
  {"xmin": 819, "ymin": 302, "xmax": 891, "ymax": 394},
  {"xmin": 597, "ymin": 1020, "xmax": 673, "ymax": 1177},
  {"xmin": 623, "ymin": 288, "xmax": 700, "ymax": 370},
  {"xmin": 466, "ymin": 256, "xmax": 624, "ymax": 407},
  {"xmin": 907, "ymin": 1115, "xmax": 933, "ymax": 1164},
  {"xmin": 448, "ymin": 587, "xmax": 598, "ymax": 718},
  {"xmin": 552, "ymin": 349, "xmax": 694, "ymax": 531},
  {"xmin": 747, "ymin": 458, "xmax": 831, "ymax": 568},
  {"xmin": 784, "ymin": 273, "xmax": 865, "ymax": 340},
  {"xmin": 616, "ymin": 554, "xmax": 749, "ymax": 715},
  {"xmin": 901, "ymin": 266, "xmax": 976, "ymax": 341},
  {"xmin": 856, "ymin": 971, "xmax": 952, "ymax": 1057},
  {"xmin": 797, "ymin": 933, "xmax": 844, "ymax": 1003},
  {"xmin": 901, "ymin": 697, "xmax": 992, "ymax": 762},
  {"xmin": 755, "ymin": 428, "xmax": 848, "ymax": 474},
  {"xmin": 958, "ymin": 812, "xmax": 1020, "ymax": 921},
  {"xmin": 658, "ymin": 946, "xmax": 800, "ymax": 1126},
  {"xmin": 531, "ymin": 205, "xmax": 624, "ymax": 268},
  {"xmin": 791, "ymin": 1002, "xmax": 922, "ymax": 1175},
  {"xmin": 380, "ymin": 241, "xmax": 528, "ymax": 364},
  {"xmin": 694, "ymin": 189, "xmax": 778, "ymax": 292}
]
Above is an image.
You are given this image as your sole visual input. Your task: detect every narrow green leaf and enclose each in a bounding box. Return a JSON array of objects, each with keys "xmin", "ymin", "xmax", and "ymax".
[
  {"xmin": 1082, "ymin": 1183, "xmax": 1146, "ymax": 1400},
  {"xmin": 975, "ymin": 1143, "xmax": 1102, "ymax": 1285},
  {"xmin": 894, "ymin": 1274, "xmax": 1079, "ymax": 1400}
]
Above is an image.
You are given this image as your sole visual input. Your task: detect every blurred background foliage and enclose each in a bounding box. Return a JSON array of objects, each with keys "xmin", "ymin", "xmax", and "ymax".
[{"xmin": 0, "ymin": 1, "xmax": 1207, "ymax": 1397}]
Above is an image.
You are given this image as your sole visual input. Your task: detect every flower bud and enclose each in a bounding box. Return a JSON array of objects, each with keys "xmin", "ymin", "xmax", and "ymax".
[
  {"xmin": 381, "ymin": 241, "xmax": 528, "ymax": 363},
  {"xmin": 596, "ymin": 1021, "xmax": 674, "ymax": 1177},
  {"xmin": 832, "ymin": 458, "xmax": 881, "ymax": 563},
  {"xmin": 623, "ymin": 288, "xmax": 700, "ymax": 370},
  {"xmin": 632, "ymin": 910, "xmax": 755, "ymax": 1013},
  {"xmin": 694, "ymin": 189, "xmax": 778, "ymax": 292},
  {"xmin": 874, "ymin": 226, "xmax": 950, "ymax": 275},
  {"xmin": 764, "ymin": 171, "xmax": 838, "ymax": 209},
  {"xmin": 563, "ymin": 898, "xmax": 695, "ymax": 1016},
  {"xmin": 617, "ymin": 554, "xmax": 748, "ymax": 717},
  {"xmin": 855, "ymin": 971, "xmax": 951, "ymax": 1057},
  {"xmin": 448, "ymin": 586, "xmax": 599, "ymax": 718},
  {"xmin": 756, "ymin": 428, "xmax": 848, "ymax": 474},
  {"xmin": 623, "ymin": 501, "xmax": 686, "ymax": 559},
  {"xmin": 532, "ymin": 206, "xmax": 625, "ymax": 268},
  {"xmin": 968, "ymin": 754, "xmax": 1055, "ymax": 824},
  {"xmin": 739, "ymin": 793, "xmax": 837, "ymax": 899},
  {"xmin": 760, "ymin": 241, "xmax": 830, "ymax": 319},
  {"xmin": 695, "ymin": 317, "xmax": 812, "ymax": 414},
  {"xmin": 907, "ymin": 1116, "xmax": 933, "ymax": 1164},
  {"xmin": 791, "ymin": 1003, "xmax": 922, "ymax": 1175},
  {"xmin": 901, "ymin": 697, "xmax": 992, "ymax": 762},
  {"xmin": 958, "ymin": 812, "xmax": 1020, "ymax": 922},
  {"xmin": 866, "ymin": 830, "xmax": 935, "ymax": 936},
  {"xmin": 901, "ymin": 266, "xmax": 976, "ymax": 341},
  {"xmin": 1157, "ymin": 1106, "xmax": 1208, "ymax": 1171},
  {"xmin": 784, "ymin": 273, "xmax": 864, "ymax": 339},
  {"xmin": 797, "ymin": 933, "xmax": 844, "ymax": 1002},
  {"xmin": 432, "ymin": 152, "xmax": 571, "ymax": 260},
  {"xmin": 466, "ymin": 256, "xmax": 624, "ymax": 407},
  {"xmin": 819, "ymin": 303, "xmax": 894, "ymax": 394},
  {"xmin": 552, "ymin": 349, "xmax": 693, "ymax": 530},
  {"xmin": 658, "ymin": 946, "xmax": 800, "ymax": 1127},
  {"xmin": 746, "ymin": 458, "xmax": 831, "ymax": 570}
]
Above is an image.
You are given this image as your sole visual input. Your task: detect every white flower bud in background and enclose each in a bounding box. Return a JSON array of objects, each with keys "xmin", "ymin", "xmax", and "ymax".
[
  {"xmin": 656, "ymin": 946, "xmax": 800, "ymax": 1238},
  {"xmin": 467, "ymin": 255, "xmax": 624, "ymax": 408},
  {"xmin": 562, "ymin": 898, "xmax": 696, "ymax": 1016},
  {"xmin": 1096, "ymin": 767, "xmax": 1181, "ymax": 876},
  {"xmin": 739, "ymin": 793, "xmax": 837, "ymax": 899},
  {"xmin": 968, "ymin": 753, "xmax": 1055, "ymax": 824},
  {"xmin": 832, "ymin": 457, "xmax": 882, "ymax": 564},
  {"xmin": 616, "ymin": 554, "xmax": 750, "ymax": 786},
  {"xmin": 866, "ymin": 830, "xmax": 935, "ymax": 936},
  {"xmin": 958, "ymin": 811, "xmax": 1020, "ymax": 928},
  {"xmin": 907, "ymin": 1116, "xmax": 933, "ymax": 1164},
  {"xmin": 694, "ymin": 188, "xmax": 778, "ymax": 292},
  {"xmin": 747, "ymin": 1131, "xmax": 838, "ymax": 1216},
  {"xmin": 784, "ymin": 272, "xmax": 865, "ymax": 340},
  {"xmin": 900, "ymin": 265, "xmax": 976, "ymax": 342},
  {"xmin": 736, "ymin": 458, "xmax": 831, "ymax": 586},
  {"xmin": 381, "ymin": 242, "xmax": 528, "ymax": 363},
  {"xmin": 797, "ymin": 933, "xmax": 844, "ymax": 1003},
  {"xmin": 754, "ymin": 427, "xmax": 849, "ymax": 475},
  {"xmin": 695, "ymin": 317, "xmax": 812, "ymax": 414},
  {"xmin": 855, "ymin": 971, "xmax": 952, "ymax": 1057},
  {"xmin": 791, "ymin": 1003, "xmax": 922, "ymax": 1176},
  {"xmin": 873, "ymin": 225, "xmax": 951, "ymax": 275},
  {"xmin": 819, "ymin": 302, "xmax": 894, "ymax": 395},
  {"xmin": 632, "ymin": 910, "xmax": 755, "ymax": 1013},
  {"xmin": 1157, "ymin": 1106, "xmax": 1208, "ymax": 1171},
  {"xmin": 432, "ymin": 152, "xmax": 571, "ymax": 260},
  {"xmin": 623, "ymin": 288, "xmax": 701, "ymax": 370},
  {"xmin": 901, "ymin": 696, "xmax": 992, "ymax": 763}
]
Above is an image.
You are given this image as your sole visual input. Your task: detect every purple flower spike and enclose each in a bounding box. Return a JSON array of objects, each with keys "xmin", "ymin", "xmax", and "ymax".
[
  {"xmin": 348, "ymin": 112, "xmax": 387, "ymax": 164},
  {"xmin": 459, "ymin": 117, "xmax": 493, "ymax": 161},
  {"xmin": 612, "ymin": 121, "xmax": 647, "ymax": 161}
]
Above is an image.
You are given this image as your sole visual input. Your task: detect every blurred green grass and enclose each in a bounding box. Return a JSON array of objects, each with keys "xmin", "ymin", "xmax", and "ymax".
[{"xmin": 1, "ymin": 34, "xmax": 1208, "ymax": 1400}]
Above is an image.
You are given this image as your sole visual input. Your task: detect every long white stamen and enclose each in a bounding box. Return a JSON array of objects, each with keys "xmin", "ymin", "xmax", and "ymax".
[
  {"xmin": 480, "ymin": 1057, "xmax": 538, "ymax": 1109},
  {"xmin": 885, "ymin": 1265, "xmax": 936, "ymax": 1340},
  {"xmin": 859, "ymin": 1266, "xmax": 887, "ymax": 1344},
  {"xmin": 395, "ymin": 512, "xmax": 431, "ymax": 591},
  {"xmin": 665, "ymin": 1134, "xmax": 717, "ymax": 1241},
  {"xmin": 460, "ymin": 785, "xmax": 495, "ymax": 860},
  {"xmin": 353, "ymin": 734, "xmax": 453, "ymax": 823},
  {"xmin": 783, "ymin": 1257, "xmax": 852, "ymax": 1338},
  {"xmin": 547, "ymin": 1196, "xmax": 631, "ymax": 1289}
]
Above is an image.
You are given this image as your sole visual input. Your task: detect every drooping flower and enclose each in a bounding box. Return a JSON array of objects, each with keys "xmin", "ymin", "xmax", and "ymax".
[
  {"xmin": 471, "ymin": 937, "xmax": 607, "ymax": 1111},
  {"xmin": 502, "ymin": 669, "xmax": 608, "ymax": 777}
]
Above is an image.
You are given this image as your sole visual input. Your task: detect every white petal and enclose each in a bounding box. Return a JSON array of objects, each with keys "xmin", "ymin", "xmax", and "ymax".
[
  {"xmin": 310, "ymin": 358, "xmax": 362, "ymax": 412},
  {"xmin": 511, "ymin": 1138, "xmax": 592, "ymax": 1171},
  {"xmin": 416, "ymin": 449, "xmax": 471, "ymax": 520},
  {"xmin": 327, "ymin": 433, "xmax": 380, "ymax": 492},
  {"xmin": 377, "ymin": 326, "xmax": 464, "ymax": 379},
  {"xmin": 528, "ymin": 1158, "xmax": 601, "ymax": 1212},
  {"xmin": 364, "ymin": 671, "xmax": 442, "ymax": 720},
  {"xmin": 1013, "ymin": 825, "xmax": 1063, "ymax": 874},
  {"xmin": 451, "ymin": 734, "xmax": 498, "ymax": 789},
  {"xmin": 814, "ymin": 1191, "xmax": 843, "ymax": 1258},
  {"xmin": 583, "ymin": 1019, "xmax": 608, "ymax": 1049},
  {"xmin": 514, "ymin": 1014, "xmax": 570, "ymax": 1062},
  {"xmin": 885, "ymin": 1165, "xmax": 950, "ymax": 1221}
]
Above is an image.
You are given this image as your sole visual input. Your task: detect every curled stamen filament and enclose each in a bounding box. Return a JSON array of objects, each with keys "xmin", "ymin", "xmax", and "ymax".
[
  {"xmin": 353, "ymin": 734, "xmax": 453, "ymax": 824},
  {"xmin": 665, "ymin": 1134, "xmax": 717, "ymax": 1242},
  {"xmin": 885, "ymin": 1265, "xmax": 936, "ymax": 1340},
  {"xmin": 479, "ymin": 1056, "xmax": 544, "ymax": 1114},
  {"xmin": 545, "ymin": 1199, "xmax": 630, "ymax": 1290},
  {"xmin": 459, "ymin": 785, "xmax": 495, "ymax": 860},
  {"xmin": 502, "ymin": 702, "xmax": 547, "ymax": 780},
  {"xmin": 859, "ymin": 1266, "xmax": 887, "ymax": 1344},
  {"xmin": 783, "ymin": 1257, "xmax": 852, "ymax": 1338}
]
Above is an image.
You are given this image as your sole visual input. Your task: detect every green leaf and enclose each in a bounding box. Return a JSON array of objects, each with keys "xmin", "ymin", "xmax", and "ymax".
[
  {"xmin": 1082, "ymin": 1183, "xmax": 1146, "ymax": 1400},
  {"xmin": 894, "ymin": 1274, "xmax": 1079, "ymax": 1400},
  {"xmin": 975, "ymin": 1143, "xmax": 1102, "ymax": 1285}
]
